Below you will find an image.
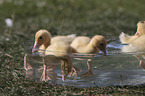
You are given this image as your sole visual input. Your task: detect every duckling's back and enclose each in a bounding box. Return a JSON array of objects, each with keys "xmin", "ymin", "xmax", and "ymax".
[
  {"xmin": 45, "ymin": 42, "xmax": 72, "ymax": 57},
  {"xmin": 51, "ymin": 34, "xmax": 77, "ymax": 44},
  {"xmin": 70, "ymin": 36, "xmax": 90, "ymax": 49}
]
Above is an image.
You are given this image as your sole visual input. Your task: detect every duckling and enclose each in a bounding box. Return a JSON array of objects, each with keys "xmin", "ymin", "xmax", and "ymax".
[
  {"xmin": 119, "ymin": 21, "xmax": 145, "ymax": 52},
  {"xmin": 32, "ymin": 31, "xmax": 76, "ymax": 52},
  {"xmin": 71, "ymin": 35, "xmax": 107, "ymax": 54},
  {"xmin": 44, "ymin": 42, "xmax": 73, "ymax": 81},
  {"xmin": 24, "ymin": 30, "xmax": 51, "ymax": 71},
  {"xmin": 70, "ymin": 35, "xmax": 107, "ymax": 76}
]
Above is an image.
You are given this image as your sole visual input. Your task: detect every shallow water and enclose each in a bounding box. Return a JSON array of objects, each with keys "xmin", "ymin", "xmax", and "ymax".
[{"xmin": 24, "ymin": 40, "xmax": 145, "ymax": 87}]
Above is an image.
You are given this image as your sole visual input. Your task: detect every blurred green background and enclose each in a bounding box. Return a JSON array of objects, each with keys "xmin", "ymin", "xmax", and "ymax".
[{"xmin": 1, "ymin": 0, "xmax": 145, "ymax": 95}]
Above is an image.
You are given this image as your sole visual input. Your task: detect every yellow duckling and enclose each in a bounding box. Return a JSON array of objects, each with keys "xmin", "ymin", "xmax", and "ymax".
[
  {"xmin": 32, "ymin": 31, "xmax": 76, "ymax": 52},
  {"xmin": 70, "ymin": 35, "xmax": 107, "ymax": 76},
  {"xmin": 24, "ymin": 30, "xmax": 52, "ymax": 71},
  {"xmin": 119, "ymin": 21, "xmax": 145, "ymax": 52},
  {"xmin": 71, "ymin": 35, "xmax": 107, "ymax": 54}
]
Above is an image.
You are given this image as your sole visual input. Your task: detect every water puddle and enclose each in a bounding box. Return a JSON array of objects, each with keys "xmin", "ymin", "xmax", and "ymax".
[{"xmin": 24, "ymin": 40, "xmax": 145, "ymax": 87}]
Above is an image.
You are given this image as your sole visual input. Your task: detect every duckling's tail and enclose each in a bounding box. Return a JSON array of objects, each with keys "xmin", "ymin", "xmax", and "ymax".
[
  {"xmin": 119, "ymin": 32, "xmax": 130, "ymax": 43},
  {"xmin": 67, "ymin": 34, "xmax": 77, "ymax": 37},
  {"xmin": 67, "ymin": 34, "xmax": 77, "ymax": 40}
]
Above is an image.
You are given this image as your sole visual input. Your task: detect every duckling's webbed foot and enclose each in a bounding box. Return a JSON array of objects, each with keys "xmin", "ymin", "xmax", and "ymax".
[
  {"xmin": 80, "ymin": 69, "xmax": 94, "ymax": 77},
  {"xmin": 69, "ymin": 65, "xmax": 81, "ymax": 77},
  {"xmin": 40, "ymin": 64, "xmax": 50, "ymax": 82},
  {"xmin": 40, "ymin": 64, "xmax": 57, "ymax": 82},
  {"xmin": 47, "ymin": 72, "xmax": 57, "ymax": 81},
  {"xmin": 62, "ymin": 74, "xmax": 67, "ymax": 81},
  {"xmin": 80, "ymin": 59, "xmax": 94, "ymax": 77},
  {"xmin": 24, "ymin": 54, "xmax": 33, "ymax": 71},
  {"xmin": 40, "ymin": 72, "xmax": 56, "ymax": 82}
]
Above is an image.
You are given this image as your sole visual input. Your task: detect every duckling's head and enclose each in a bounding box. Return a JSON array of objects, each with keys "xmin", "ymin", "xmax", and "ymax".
[
  {"xmin": 32, "ymin": 30, "xmax": 51, "ymax": 52},
  {"xmin": 136, "ymin": 21, "xmax": 145, "ymax": 35},
  {"xmin": 92, "ymin": 35, "xmax": 107, "ymax": 55}
]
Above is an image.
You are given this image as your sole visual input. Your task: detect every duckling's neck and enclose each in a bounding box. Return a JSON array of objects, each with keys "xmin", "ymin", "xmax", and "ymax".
[
  {"xmin": 84, "ymin": 44, "xmax": 98, "ymax": 53},
  {"xmin": 44, "ymin": 42, "xmax": 50, "ymax": 49},
  {"xmin": 138, "ymin": 27, "xmax": 145, "ymax": 35},
  {"xmin": 86, "ymin": 39, "xmax": 99, "ymax": 53}
]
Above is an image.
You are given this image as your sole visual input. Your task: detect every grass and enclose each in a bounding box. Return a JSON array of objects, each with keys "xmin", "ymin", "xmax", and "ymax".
[{"xmin": 1, "ymin": 0, "xmax": 145, "ymax": 95}]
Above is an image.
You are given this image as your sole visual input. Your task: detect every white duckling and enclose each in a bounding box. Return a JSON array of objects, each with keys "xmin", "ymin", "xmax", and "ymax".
[
  {"xmin": 119, "ymin": 21, "xmax": 145, "ymax": 69},
  {"xmin": 119, "ymin": 21, "xmax": 145, "ymax": 52},
  {"xmin": 136, "ymin": 21, "xmax": 145, "ymax": 35},
  {"xmin": 70, "ymin": 35, "xmax": 107, "ymax": 76}
]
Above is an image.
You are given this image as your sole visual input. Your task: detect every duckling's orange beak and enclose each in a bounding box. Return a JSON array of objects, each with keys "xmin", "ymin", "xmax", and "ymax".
[
  {"xmin": 135, "ymin": 32, "xmax": 138, "ymax": 35},
  {"xmin": 135, "ymin": 32, "xmax": 140, "ymax": 36},
  {"xmin": 32, "ymin": 42, "xmax": 40, "ymax": 52},
  {"xmin": 101, "ymin": 49, "xmax": 108, "ymax": 58},
  {"xmin": 100, "ymin": 49, "xmax": 107, "ymax": 56}
]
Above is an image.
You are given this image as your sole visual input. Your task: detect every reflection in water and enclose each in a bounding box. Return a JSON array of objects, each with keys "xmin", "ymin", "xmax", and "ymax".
[{"xmin": 24, "ymin": 40, "xmax": 145, "ymax": 87}]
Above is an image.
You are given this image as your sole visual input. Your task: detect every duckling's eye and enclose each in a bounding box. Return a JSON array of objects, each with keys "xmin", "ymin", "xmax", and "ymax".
[
  {"xmin": 140, "ymin": 21, "xmax": 144, "ymax": 23},
  {"xmin": 39, "ymin": 36, "xmax": 43, "ymax": 39},
  {"xmin": 100, "ymin": 43, "xmax": 104, "ymax": 46}
]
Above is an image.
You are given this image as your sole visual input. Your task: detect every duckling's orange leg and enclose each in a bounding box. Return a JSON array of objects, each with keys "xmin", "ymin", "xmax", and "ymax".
[
  {"xmin": 81, "ymin": 59, "xmax": 94, "ymax": 77},
  {"xmin": 40, "ymin": 57, "xmax": 53, "ymax": 82},
  {"xmin": 38, "ymin": 64, "xmax": 57, "ymax": 72},
  {"xmin": 24, "ymin": 54, "xmax": 33, "ymax": 71},
  {"xmin": 39, "ymin": 64, "xmax": 57, "ymax": 82},
  {"xmin": 40, "ymin": 64, "xmax": 51, "ymax": 82}
]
